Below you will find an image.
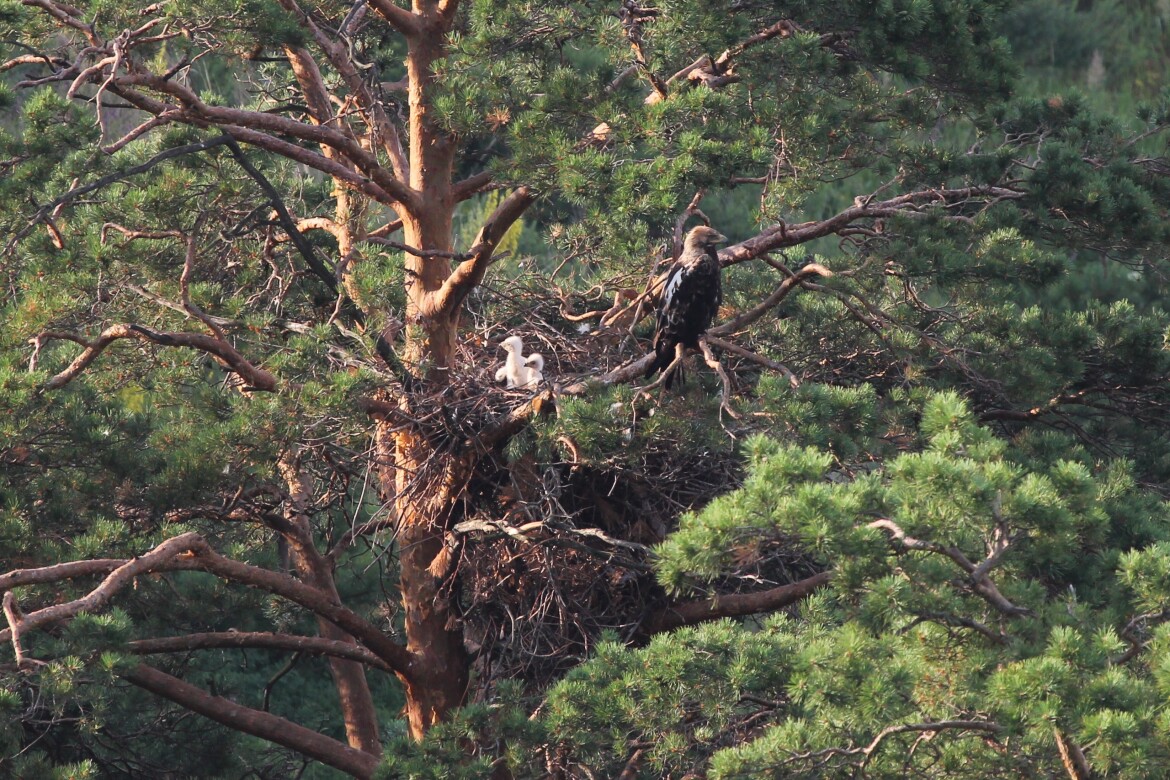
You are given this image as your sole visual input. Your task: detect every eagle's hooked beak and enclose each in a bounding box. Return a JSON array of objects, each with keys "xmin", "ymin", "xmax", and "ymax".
[{"xmin": 713, "ymin": 231, "xmax": 729, "ymax": 245}]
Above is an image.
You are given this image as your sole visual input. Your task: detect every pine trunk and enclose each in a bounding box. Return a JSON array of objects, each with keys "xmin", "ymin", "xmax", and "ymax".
[{"xmin": 381, "ymin": 9, "xmax": 470, "ymax": 739}]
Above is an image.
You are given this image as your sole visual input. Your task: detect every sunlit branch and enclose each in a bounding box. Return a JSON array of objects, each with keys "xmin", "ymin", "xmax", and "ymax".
[
  {"xmin": 435, "ymin": 186, "xmax": 536, "ymax": 316},
  {"xmin": 646, "ymin": 571, "xmax": 833, "ymax": 633},
  {"xmin": 33, "ymin": 324, "xmax": 278, "ymax": 392}
]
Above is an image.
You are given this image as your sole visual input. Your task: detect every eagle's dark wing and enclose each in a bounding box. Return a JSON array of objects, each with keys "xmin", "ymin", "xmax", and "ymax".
[{"xmin": 645, "ymin": 251, "xmax": 722, "ymax": 388}]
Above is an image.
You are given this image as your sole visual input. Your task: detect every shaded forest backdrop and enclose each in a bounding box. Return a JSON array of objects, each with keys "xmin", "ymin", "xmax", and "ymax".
[{"xmin": 2, "ymin": 0, "xmax": 1170, "ymax": 777}]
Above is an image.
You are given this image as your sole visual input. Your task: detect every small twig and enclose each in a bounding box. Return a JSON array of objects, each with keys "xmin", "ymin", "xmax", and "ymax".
[
  {"xmin": 699, "ymin": 336, "xmax": 740, "ymax": 420},
  {"xmin": 705, "ymin": 335, "xmax": 799, "ymax": 388}
]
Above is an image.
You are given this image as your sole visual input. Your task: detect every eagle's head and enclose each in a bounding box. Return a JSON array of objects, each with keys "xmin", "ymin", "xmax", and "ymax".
[
  {"xmin": 525, "ymin": 353, "xmax": 544, "ymax": 371},
  {"xmin": 685, "ymin": 225, "xmax": 728, "ymax": 251},
  {"xmin": 501, "ymin": 335, "xmax": 524, "ymax": 354}
]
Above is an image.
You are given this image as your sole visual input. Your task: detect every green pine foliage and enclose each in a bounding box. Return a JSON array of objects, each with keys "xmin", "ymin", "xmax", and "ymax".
[
  {"xmin": 2, "ymin": 0, "xmax": 1170, "ymax": 776},
  {"xmin": 537, "ymin": 395, "xmax": 1170, "ymax": 777}
]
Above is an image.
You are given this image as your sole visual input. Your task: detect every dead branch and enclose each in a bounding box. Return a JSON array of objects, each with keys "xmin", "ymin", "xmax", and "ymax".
[
  {"xmin": 860, "ymin": 721, "xmax": 1002, "ymax": 767},
  {"xmin": 698, "ymin": 336, "xmax": 741, "ymax": 419},
  {"xmin": 636, "ymin": 342, "xmax": 687, "ymax": 394},
  {"xmin": 719, "ymin": 186, "xmax": 1025, "ymax": 269},
  {"xmin": 709, "ymin": 263, "xmax": 834, "ymax": 336},
  {"xmin": 1112, "ymin": 608, "xmax": 1170, "ymax": 665},
  {"xmin": 0, "ymin": 559, "xmax": 126, "ymax": 590},
  {"xmin": 782, "ymin": 719, "xmax": 1002, "ymax": 769},
  {"xmin": 2, "ymin": 592, "xmax": 39, "ymax": 668},
  {"xmin": 100, "ymin": 110, "xmax": 178, "ymax": 154},
  {"xmin": 867, "ymin": 519, "xmax": 1032, "ymax": 617},
  {"xmin": 904, "ymin": 610, "xmax": 1010, "ymax": 645},
  {"xmin": 704, "ymin": 335, "xmax": 799, "ymax": 388}
]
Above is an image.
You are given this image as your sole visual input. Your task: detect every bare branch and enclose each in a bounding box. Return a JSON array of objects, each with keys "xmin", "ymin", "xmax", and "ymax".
[
  {"xmin": 712, "ymin": 263, "xmax": 834, "ymax": 336},
  {"xmin": 0, "ymin": 533, "xmax": 414, "ymax": 678},
  {"xmin": 128, "ymin": 631, "xmax": 393, "ymax": 672},
  {"xmin": 645, "ymin": 571, "xmax": 833, "ymax": 633},
  {"xmin": 698, "ymin": 336, "xmax": 740, "ymax": 420},
  {"xmin": 704, "ymin": 335, "xmax": 799, "ymax": 388},
  {"xmin": 3, "ymin": 592, "xmax": 39, "ymax": 668},
  {"xmin": 366, "ymin": 0, "xmax": 420, "ymax": 36},
  {"xmin": 867, "ymin": 519, "xmax": 1032, "ymax": 617},
  {"xmin": 122, "ymin": 663, "xmax": 379, "ymax": 779},
  {"xmin": 719, "ymin": 186, "xmax": 1025, "ymax": 268},
  {"xmin": 0, "ymin": 559, "xmax": 126, "ymax": 590},
  {"xmin": 861, "ymin": 721, "xmax": 1002, "ymax": 765},
  {"xmin": 0, "ymin": 534, "xmax": 216, "ymax": 641},
  {"xmin": 35, "ymin": 324, "xmax": 278, "ymax": 392},
  {"xmin": 782, "ymin": 719, "xmax": 1002, "ymax": 769},
  {"xmin": 435, "ymin": 186, "xmax": 536, "ymax": 316},
  {"xmin": 100, "ymin": 110, "xmax": 178, "ymax": 154}
]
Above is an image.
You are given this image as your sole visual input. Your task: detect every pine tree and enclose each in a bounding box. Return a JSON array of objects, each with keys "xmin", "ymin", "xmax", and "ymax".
[{"xmin": 1, "ymin": 0, "xmax": 1168, "ymax": 777}]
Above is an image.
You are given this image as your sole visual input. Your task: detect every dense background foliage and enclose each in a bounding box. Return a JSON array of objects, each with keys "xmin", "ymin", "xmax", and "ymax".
[{"xmin": 2, "ymin": 0, "xmax": 1169, "ymax": 777}]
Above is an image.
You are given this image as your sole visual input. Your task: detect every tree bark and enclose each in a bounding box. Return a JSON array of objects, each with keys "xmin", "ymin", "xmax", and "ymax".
[
  {"xmin": 381, "ymin": 5, "xmax": 479, "ymax": 741},
  {"xmin": 278, "ymin": 451, "xmax": 382, "ymax": 756}
]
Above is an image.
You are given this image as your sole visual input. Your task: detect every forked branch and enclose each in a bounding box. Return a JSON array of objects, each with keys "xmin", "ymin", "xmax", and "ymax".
[
  {"xmin": 867, "ymin": 518, "xmax": 1032, "ymax": 617},
  {"xmin": 33, "ymin": 324, "xmax": 278, "ymax": 392},
  {"xmin": 0, "ymin": 532, "xmax": 414, "ymax": 678}
]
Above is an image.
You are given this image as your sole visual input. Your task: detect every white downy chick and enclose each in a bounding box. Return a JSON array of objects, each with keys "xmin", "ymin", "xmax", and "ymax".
[
  {"xmin": 523, "ymin": 353, "xmax": 544, "ymax": 387},
  {"xmin": 496, "ymin": 336, "xmax": 527, "ymax": 388}
]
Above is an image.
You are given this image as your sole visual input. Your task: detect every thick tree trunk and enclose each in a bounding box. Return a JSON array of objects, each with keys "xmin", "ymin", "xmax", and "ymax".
[
  {"xmin": 379, "ymin": 212, "xmax": 471, "ymax": 737},
  {"xmin": 365, "ymin": 3, "xmax": 491, "ymax": 741}
]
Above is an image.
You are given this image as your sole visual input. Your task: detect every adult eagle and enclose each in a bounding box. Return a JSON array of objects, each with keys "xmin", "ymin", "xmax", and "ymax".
[{"xmin": 644, "ymin": 225, "xmax": 727, "ymax": 388}]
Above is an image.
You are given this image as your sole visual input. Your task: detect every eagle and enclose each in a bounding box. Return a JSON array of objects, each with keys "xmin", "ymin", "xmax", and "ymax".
[
  {"xmin": 644, "ymin": 225, "xmax": 727, "ymax": 389},
  {"xmin": 495, "ymin": 335, "xmax": 528, "ymax": 388},
  {"xmin": 523, "ymin": 353, "xmax": 544, "ymax": 387}
]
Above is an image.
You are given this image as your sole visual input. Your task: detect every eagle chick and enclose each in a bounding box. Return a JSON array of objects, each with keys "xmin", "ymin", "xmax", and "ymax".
[
  {"xmin": 523, "ymin": 353, "xmax": 544, "ymax": 387},
  {"xmin": 495, "ymin": 335, "xmax": 528, "ymax": 388},
  {"xmin": 644, "ymin": 225, "xmax": 727, "ymax": 388}
]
